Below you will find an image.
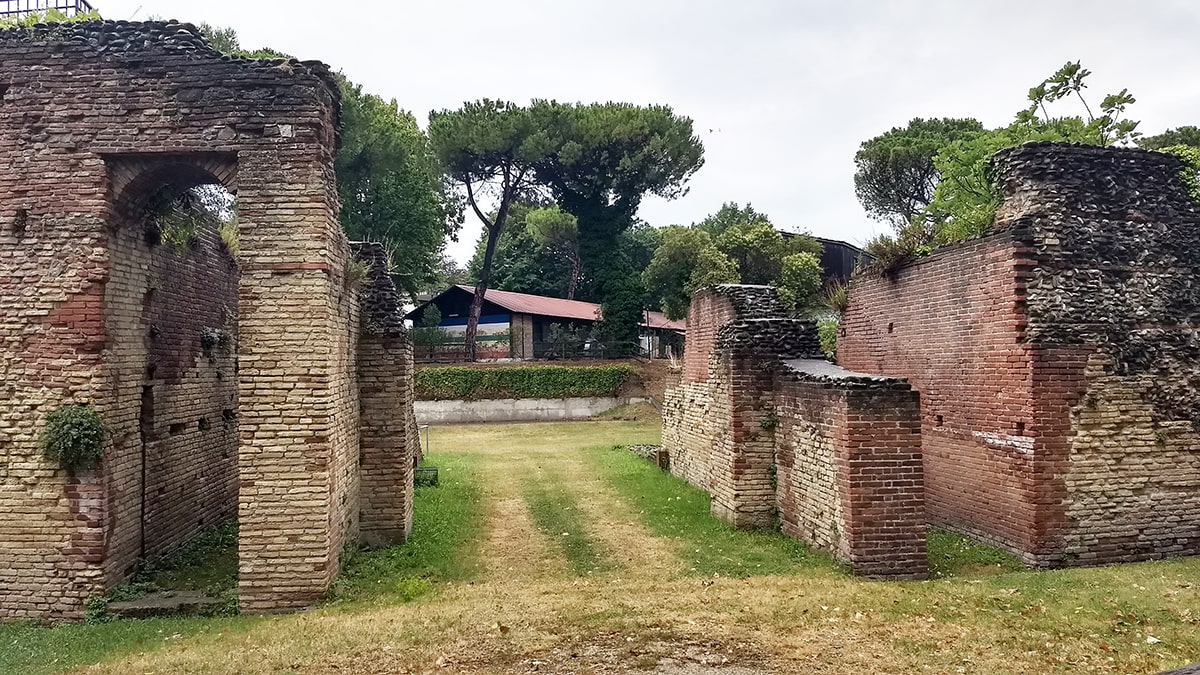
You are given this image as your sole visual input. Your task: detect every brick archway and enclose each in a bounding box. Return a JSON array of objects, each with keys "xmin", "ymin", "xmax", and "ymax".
[{"xmin": 0, "ymin": 21, "xmax": 415, "ymax": 620}]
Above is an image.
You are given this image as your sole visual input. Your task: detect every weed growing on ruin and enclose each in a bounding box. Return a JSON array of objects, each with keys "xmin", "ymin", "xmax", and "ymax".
[
  {"xmin": 87, "ymin": 520, "xmax": 241, "ymax": 622},
  {"xmin": 817, "ymin": 318, "xmax": 839, "ymax": 361},
  {"xmin": 524, "ymin": 483, "xmax": 613, "ymax": 575},
  {"xmin": 333, "ymin": 453, "xmax": 485, "ymax": 606},
  {"xmin": 217, "ymin": 220, "xmax": 239, "ymax": 257},
  {"xmin": 822, "ymin": 279, "xmax": 850, "ymax": 314},
  {"xmin": 594, "ymin": 445, "xmax": 838, "ymax": 577},
  {"xmin": 345, "ymin": 257, "xmax": 370, "ymax": 287},
  {"xmin": 136, "ymin": 520, "xmax": 239, "ymax": 598},
  {"xmin": 41, "ymin": 404, "xmax": 105, "ymax": 470},
  {"xmin": 1158, "ymin": 144, "xmax": 1200, "ymax": 203},
  {"xmin": 0, "ymin": 8, "xmax": 102, "ymax": 29}
]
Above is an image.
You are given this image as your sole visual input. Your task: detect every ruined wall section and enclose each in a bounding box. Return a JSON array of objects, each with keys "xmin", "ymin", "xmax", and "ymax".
[
  {"xmin": 664, "ymin": 286, "xmax": 927, "ymax": 578},
  {"xmin": 840, "ymin": 143, "xmax": 1200, "ymax": 567},
  {"xmin": 837, "ymin": 233, "xmax": 1041, "ymax": 560},
  {"xmin": 774, "ymin": 364, "xmax": 926, "ymax": 579},
  {"xmin": 353, "ymin": 242, "xmax": 416, "ymax": 547},
  {"xmin": 993, "ymin": 143, "xmax": 1200, "ymax": 564},
  {"xmin": 102, "ymin": 218, "xmax": 239, "ymax": 585},
  {"xmin": 668, "ymin": 285, "xmax": 801, "ymax": 519},
  {"xmin": 0, "ymin": 21, "xmax": 349, "ymax": 618}
]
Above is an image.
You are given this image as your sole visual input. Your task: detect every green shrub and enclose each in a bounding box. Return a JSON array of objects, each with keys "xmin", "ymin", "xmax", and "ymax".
[
  {"xmin": 1159, "ymin": 144, "xmax": 1200, "ymax": 203},
  {"xmin": 41, "ymin": 404, "xmax": 105, "ymax": 469},
  {"xmin": 415, "ymin": 365, "xmax": 635, "ymax": 401},
  {"xmin": 817, "ymin": 319, "xmax": 839, "ymax": 362}
]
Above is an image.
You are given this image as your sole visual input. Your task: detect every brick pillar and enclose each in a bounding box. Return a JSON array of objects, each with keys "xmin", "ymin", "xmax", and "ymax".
[
  {"xmin": 711, "ymin": 352, "xmax": 777, "ymax": 528},
  {"xmin": 836, "ymin": 388, "xmax": 928, "ymax": 580},
  {"xmin": 236, "ymin": 148, "xmax": 353, "ymax": 613},
  {"xmin": 357, "ymin": 332, "xmax": 415, "ymax": 546}
]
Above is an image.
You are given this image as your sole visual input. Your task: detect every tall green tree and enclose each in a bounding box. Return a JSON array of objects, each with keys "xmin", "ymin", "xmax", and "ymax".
[
  {"xmin": 642, "ymin": 227, "xmax": 738, "ymax": 320},
  {"xmin": 1138, "ymin": 126, "xmax": 1200, "ymax": 150},
  {"xmin": 693, "ymin": 202, "xmax": 773, "ymax": 238},
  {"xmin": 925, "ymin": 61, "xmax": 1139, "ymax": 242},
  {"xmin": 428, "ymin": 100, "xmax": 550, "ymax": 360},
  {"xmin": 466, "ymin": 201, "xmax": 577, "ymax": 300},
  {"xmin": 525, "ymin": 206, "xmax": 582, "ymax": 300},
  {"xmin": 864, "ymin": 61, "xmax": 1143, "ymax": 273},
  {"xmin": 713, "ymin": 218, "xmax": 820, "ymax": 286},
  {"xmin": 853, "ymin": 118, "xmax": 985, "ymax": 227},
  {"xmin": 643, "ymin": 205, "xmax": 823, "ymax": 319},
  {"xmin": 530, "ymin": 101, "xmax": 704, "ymax": 352},
  {"xmin": 195, "ymin": 24, "xmax": 459, "ymax": 297},
  {"xmin": 336, "ymin": 76, "xmax": 461, "ymax": 297}
]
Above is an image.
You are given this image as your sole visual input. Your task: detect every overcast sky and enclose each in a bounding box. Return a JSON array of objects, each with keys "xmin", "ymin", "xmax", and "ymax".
[{"xmin": 92, "ymin": 0, "xmax": 1200, "ymax": 263}]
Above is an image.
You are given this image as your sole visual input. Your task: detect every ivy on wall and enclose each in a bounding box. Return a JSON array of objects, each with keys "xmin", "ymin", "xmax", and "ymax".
[{"xmin": 415, "ymin": 365, "xmax": 635, "ymax": 401}]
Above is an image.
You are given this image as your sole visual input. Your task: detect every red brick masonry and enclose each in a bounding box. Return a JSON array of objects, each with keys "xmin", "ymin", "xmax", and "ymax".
[{"xmin": 664, "ymin": 286, "xmax": 928, "ymax": 580}]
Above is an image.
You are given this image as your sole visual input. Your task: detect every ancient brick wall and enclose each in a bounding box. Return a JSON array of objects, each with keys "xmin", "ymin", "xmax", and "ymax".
[
  {"xmin": 839, "ymin": 143, "xmax": 1200, "ymax": 567},
  {"xmin": 0, "ymin": 21, "xmax": 361, "ymax": 619},
  {"xmin": 663, "ymin": 285, "xmax": 927, "ymax": 579},
  {"xmin": 354, "ymin": 242, "xmax": 416, "ymax": 547},
  {"xmin": 102, "ymin": 217, "xmax": 239, "ymax": 585},
  {"xmin": 774, "ymin": 366, "xmax": 926, "ymax": 579},
  {"xmin": 836, "ymin": 233, "xmax": 1041, "ymax": 559}
]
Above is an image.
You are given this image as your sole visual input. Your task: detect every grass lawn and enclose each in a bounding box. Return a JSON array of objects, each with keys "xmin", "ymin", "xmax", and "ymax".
[{"xmin": 3, "ymin": 419, "xmax": 1198, "ymax": 674}]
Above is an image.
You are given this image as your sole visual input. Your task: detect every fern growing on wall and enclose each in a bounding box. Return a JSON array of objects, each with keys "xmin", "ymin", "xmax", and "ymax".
[{"xmin": 41, "ymin": 404, "xmax": 105, "ymax": 470}]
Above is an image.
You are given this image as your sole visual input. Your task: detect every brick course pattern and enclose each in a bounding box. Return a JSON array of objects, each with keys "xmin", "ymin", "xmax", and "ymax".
[
  {"xmin": 663, "ymin": 286, "xmax": 928, "ymax": 579},
  {"xmin": 838, "ymin": 143, "xmax": 1200, "ymax": 567},
  {"xmin": 0, "ymin": 21, "xmax": 416, "ymax": 620}
]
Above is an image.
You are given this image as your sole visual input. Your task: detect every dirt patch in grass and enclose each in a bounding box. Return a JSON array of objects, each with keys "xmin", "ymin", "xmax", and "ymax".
[{"xmin": 594, "ymin": 401, "xmax": 661, "ymax": 424}]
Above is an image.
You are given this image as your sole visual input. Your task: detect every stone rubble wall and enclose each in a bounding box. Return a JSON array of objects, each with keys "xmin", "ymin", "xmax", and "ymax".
[
  {"xmin": 999, "ymin": 144, "xmax": 1200, "ymax": 565},
  {"xmin": 663, "ymin": 285, "xmax": 928, "ymax": 579},
  {"xmin": 839, "ymin": 142, "xmax": 1200, "ymax": 567}
]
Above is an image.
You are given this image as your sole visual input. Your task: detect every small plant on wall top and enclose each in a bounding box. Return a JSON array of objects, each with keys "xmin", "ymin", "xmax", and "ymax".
[{"xmin": 41, "ymin": 404, "xmax": 106, "ymax": 470}]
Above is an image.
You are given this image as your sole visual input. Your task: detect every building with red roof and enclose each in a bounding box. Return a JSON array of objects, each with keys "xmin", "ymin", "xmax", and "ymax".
[{"xmin": 405, "ymin": 285, "xmax": 685, "ymax": 360}]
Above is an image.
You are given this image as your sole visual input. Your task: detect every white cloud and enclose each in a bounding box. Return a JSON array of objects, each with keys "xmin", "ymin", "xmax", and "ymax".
[{"xmin": 95, "ymin": 0, "xmax": 1200, "ymax": 261}]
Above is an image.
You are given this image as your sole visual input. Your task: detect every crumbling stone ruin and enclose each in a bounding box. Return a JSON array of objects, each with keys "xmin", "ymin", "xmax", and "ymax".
[
  {"xmin": 0, "ymin": 21, "xmax": 416, "ymax": 620},
  {"xmin": 839, "ymin": 143, "xmax": 1200, "ymax": 567},
  {"xmin": 663, "ymin": 285, "xmax": 929, "ymax": 579},
  {"xmin": 664, "ymin": 143, "xmax": 1200, "ymax": 576}
]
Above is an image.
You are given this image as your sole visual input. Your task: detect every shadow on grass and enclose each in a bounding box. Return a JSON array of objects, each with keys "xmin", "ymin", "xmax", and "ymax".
[
  {"xmin": 927, "ymin": 527, "xmax": 1025, "ymax": 579},
  {"xmin": 0, "ymin": 615, "xmax": 258, "ymax": 675}
]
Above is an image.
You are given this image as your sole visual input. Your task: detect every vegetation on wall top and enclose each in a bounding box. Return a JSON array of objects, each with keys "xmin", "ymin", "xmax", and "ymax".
[
  {"xmin": 415, "ymin": 365, "xmax": 635, "ymax": 401},
  {"xmin": 0, "ymin": 9, "xmax": 101, "ymax": 29},
  {"xmin": 855, "ymin": 61, "xmax": 1146, "ymax": 276}
]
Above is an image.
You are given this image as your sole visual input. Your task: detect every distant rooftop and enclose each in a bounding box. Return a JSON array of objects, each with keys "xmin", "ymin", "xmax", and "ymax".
[{"xmin": 0, "ymin": 0, "xmax": 94, "ymax": 18}]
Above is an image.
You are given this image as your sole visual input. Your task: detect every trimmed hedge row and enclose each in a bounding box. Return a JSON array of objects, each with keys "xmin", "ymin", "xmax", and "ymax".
[{"xmin": 415, "ymin": 365, "xmax": 636, "ymax": 401}]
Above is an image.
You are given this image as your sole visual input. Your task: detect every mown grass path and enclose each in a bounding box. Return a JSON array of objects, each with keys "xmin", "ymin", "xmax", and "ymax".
[{"xmin": 6, "ymin": 420, "xmax": 1200, "ymax": 674}]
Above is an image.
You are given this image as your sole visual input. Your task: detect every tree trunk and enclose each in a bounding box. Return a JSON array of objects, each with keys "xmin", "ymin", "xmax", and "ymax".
[
  {"xmin": 566, "ymin": 253, "xmax": 580, "ymax": 301},
  {"xmin": 464, "ymin": 224, "xmax": 501, "ymax": 362}
]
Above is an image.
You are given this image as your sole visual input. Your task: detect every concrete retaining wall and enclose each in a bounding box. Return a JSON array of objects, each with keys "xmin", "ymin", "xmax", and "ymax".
[{"xmin": 416, "ymin": 397, "xmax": 646, "ymax": 424}]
